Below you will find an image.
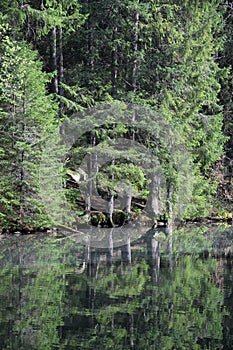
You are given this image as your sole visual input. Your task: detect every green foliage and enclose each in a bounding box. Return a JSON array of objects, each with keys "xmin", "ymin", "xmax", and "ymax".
[
  {"xmin": 61, "ymin": 0, "xmax": 228, "ymax": 220},
  {"xmin": 0, "ymin": 36, "xmax": 58, "ymax": 230},
  {"xmin": 27, "ymin": 0, "xmax": 86, "ymax": 36},
  {"xmin": 97, "ymin": 163, "xmax": 147, "ymax": 195},
  {"xmin": 0, "ymin": 0, "xmax": 232, "ymax": 229}
]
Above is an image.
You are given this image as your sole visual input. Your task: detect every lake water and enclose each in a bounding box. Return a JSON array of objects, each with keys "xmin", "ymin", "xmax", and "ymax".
[{"xmin": 0, "ymin": 224, "xmax": 232, "ymax": 349}]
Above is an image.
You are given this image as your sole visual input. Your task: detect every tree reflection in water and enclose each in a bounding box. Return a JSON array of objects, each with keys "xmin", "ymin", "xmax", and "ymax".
[{"xmin": 0, "ymin": 224, "xmax": 232, "ymax": 349}]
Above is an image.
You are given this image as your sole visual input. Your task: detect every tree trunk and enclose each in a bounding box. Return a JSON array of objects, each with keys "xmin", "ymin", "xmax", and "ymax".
[
  {"xmin": 151, "ymin": 236, "xmax": 160, "ymax": 283},
  {"xmin": 85, "ymin": 133, "xmax": 98, "ymax": 217},
  {"xmin": 107, "ymin": 191, "xmax": 114, "ymax": 227},
  {"xmin": 166, "ymin": 184, "xmax": 173, "ymax": 224},
  {"xmin": 58, "ymin": 27, "xmax": 64, "ymax": 117},
  {"xmin": 132, "ymin": 4, "xmax": 139, "ymax": 94},
  {"xmin": 19, "ymin": 97, "xmax": 26, "ymax": 221},
  {"xmin": 106, "ymin": 154, "xmax": 115, "ymax": 227},
  {"xmin": 166, "ymin": 183, "xmax": 173, "ymax": 257},
  {"xmin": 129, "ymin": 314, "xmax": 134, "ymax": 348},
  {"xmin": 125, "ymin": 3, "xmax": 140, "ymax": 219},
  {"xmin": 146, "ymin": 171, "xmax": 160, "ymax": 219},
  {"xmin": 87, "ymin": 0, "xmax": 95, "ymax": 72},
  {"xmin": 51, "ymin": 26, "xmax": 58, "ymax": 94},
  {"xmin": 121, "ymin": 235, "xmax": 131, "ymax": 264},
  {"xmin": 19, "ymin": 148, "xmax": 25, "ymax": 221},
  {"xmin": 124, "ymin": 191, "xmax": 132, "ymax": 221},
  {"xmin": 111, "ymin": 21, "xmax": 118, "ymax": 98},
  {"xmin": 106, "ymin": 229, "xmax": 114, "ymax": 265}
]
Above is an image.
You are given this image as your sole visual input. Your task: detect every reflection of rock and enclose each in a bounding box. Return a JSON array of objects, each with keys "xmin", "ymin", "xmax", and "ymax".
[{"xmin": 59, "ymin": 217, "xmax": 165, "ymax": 250}]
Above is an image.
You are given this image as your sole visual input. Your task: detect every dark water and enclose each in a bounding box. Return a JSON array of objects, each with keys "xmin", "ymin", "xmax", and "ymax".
[{"xmin": 0, "ymin": 224, "xmax": 232, "ymax": 350}]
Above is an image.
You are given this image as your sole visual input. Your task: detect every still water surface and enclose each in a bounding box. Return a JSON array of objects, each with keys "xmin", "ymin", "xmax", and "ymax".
[{"xmin": 0, "ymin": 224, "xmax": 232, "ymax": 350}]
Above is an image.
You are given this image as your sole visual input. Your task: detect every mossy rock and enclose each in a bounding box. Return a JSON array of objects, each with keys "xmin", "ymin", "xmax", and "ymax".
[
  {"xmin": 130, "ymin": 211, "xmax": 140, "ymax": 221},
  {"xmin": 138, "ymin": 214, "xmax": 156, "ymax": 227},
  {"xmin": 112, "ymin": 210, "xmax": 128, "ymax": 226},
  {"xmin": 91, "ymin": 212, "xmax": 108, "ymax": 227},
  {"xmin": 2, "ymin": 221, "xmax": 36, "ymax": 234}
]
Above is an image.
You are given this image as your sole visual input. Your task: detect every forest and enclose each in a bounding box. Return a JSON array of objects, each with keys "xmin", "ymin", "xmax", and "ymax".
[{"xmin": 0, "ymin": 0, "xmax": 232, "ymax": 233}]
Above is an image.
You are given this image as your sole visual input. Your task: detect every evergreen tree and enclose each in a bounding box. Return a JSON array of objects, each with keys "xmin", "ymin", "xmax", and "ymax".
[
  {"xmin": 62, "ymin": 0, "xmax": 228, "ymax": 221},
  {"xmin": 139, "ymin": 0, "xmax": 227, "ymax": 218},
  {"xmin": 0, "ymin": 0, "xmax": 231, "ymax": 230},
  {"xmin": 0, "ymin": 35, "xmax": 58, "ymax": 231}
]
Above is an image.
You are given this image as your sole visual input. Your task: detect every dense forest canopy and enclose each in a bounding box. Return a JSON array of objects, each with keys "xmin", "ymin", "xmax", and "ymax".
[{"xmin": 0, "ymin": 0, "xmax": 232, "ymax": 232}]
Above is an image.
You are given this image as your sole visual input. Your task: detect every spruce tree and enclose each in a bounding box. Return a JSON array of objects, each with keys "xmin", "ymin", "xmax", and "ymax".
[
  {"xmin": 60, "ymin": 0, "xmax": 227, "ymax": 221},
  {"xmin": 0, "ymin": 36, "xmax": 58, "ymax": 231}
]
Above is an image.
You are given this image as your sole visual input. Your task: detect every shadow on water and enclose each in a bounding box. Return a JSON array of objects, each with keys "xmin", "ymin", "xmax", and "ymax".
[{"xmin": 0, "ymin": 223, "xmax": 232, "ymax": 349}]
